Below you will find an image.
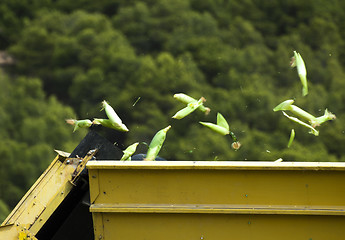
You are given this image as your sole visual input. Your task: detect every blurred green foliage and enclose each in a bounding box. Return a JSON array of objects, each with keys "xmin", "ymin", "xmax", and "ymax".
[{"xmin": 1, "ymin": 0, "xmax": 345, "ymax": 220}]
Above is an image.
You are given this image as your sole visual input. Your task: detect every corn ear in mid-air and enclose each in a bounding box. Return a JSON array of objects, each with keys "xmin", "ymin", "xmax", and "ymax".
[
  {"xmin": 291, "ymin": 51, "xmax": 308, "ymax": 96},
  {"xmin": 199, "ymin": 113, "xmax": 230, "ymax": 136},
  {"xmin": 101, "ymin": 100, "xmax": 129, "ymax": 131},
  {"xmin": 172, "ymin": 98, "xmax": 205, "ymax": 120},
  {"xmin": 274, "ymin": 100, "xmax": 336, "ymax": 131},
  {"xmin": 200, "ymin": 113, "xmax": 241, "ymax": 150},
  {"xmin": 274, "ymin": 99, "xmax": 316, "ymax": 123},
  {"xmin": 144, "ymin": 125, "xmax": 171, "ymax": 161},
  {"xmin": 66, "ymin": 119, "xmax": 92, "ymax": 132},
  {"xmin": 174, "ymin": 93, "xmax": 211, "ymax": 115},
  {"xmin": 199, "ymin": 122, "xmax": 229, "ymax": 136},
  {"xmin": 287, "ymin": 129, "xmax": 295, "ymax": 148},
  {"xmin": 93, "ymin": 118, "xmax": 129, "ymax": 132},
  {"xmin": 120, "ymin": 142, "xmax": 139, "ymax": 161}
]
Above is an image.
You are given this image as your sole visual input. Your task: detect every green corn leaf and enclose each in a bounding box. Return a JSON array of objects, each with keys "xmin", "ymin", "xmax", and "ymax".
[
  {"xmin": 312, "ymin": 109, "xmax": 336, "ymax": 127},
  {"xmin": 199, "ymin": 122, "xmax": 229, "ymax": 136},
  {"xmin": 273, "ymin": 99, "xmax": 294, "ymax": 112},
  {"xmin": 282, "ymin": 112, "xmax": 319, "ymax": 136},
  {"xmin": 216, "ymin": 113, "xmax": 229, "ymax": 131}
]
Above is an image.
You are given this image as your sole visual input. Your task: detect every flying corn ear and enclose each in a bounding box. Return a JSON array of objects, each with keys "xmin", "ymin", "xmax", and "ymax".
[
  {"xmin": 199, "ymin": 113, "xmax": 240, "ymax": 150},
  {"xmin": 120, "ymin": 142, "xmax": 139, "ymax": 161},
  {"xmin": 287, "ymin": 129, "xmax": 295, "ymax": 148},
  {"xmin": 172, "ymin": 97, "xmax": 205, "ymax": 120},
  {"xmin": 144, "ymin": 125, "xmax": 171, "ymax": 161},
  {"xmin": 93, "ymin": 118, "xmax": 129, "ymax": 132},
  {"xmin": 66, "ymin": 119, "xmax": 92, "ymax": 132},
  {"xmin": 100, "ymin": 100, "xmax": 129, "ymax": 132},
  {"xmin": 199, "ymin": 113, "xmax": 230, "ymax": 136},
  {"xmin": 273, "ymin": 99, "xmax": 336, "ymax": 135},
  {"xmin": 291, "ymin": 51, "xmax": 308, "ymax": 96},
  {"xmin": 174, "ymin": 93, "xmax": 211, "ymax": 115},
  {"xmin": 274, "ymin": 99, "xmax": 316, "ymax": 122}
]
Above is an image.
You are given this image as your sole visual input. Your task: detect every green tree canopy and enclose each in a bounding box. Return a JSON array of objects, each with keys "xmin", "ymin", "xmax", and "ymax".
[{"xmin": 0, "ymin": 71, "xmax": 84, "ymax": 211}]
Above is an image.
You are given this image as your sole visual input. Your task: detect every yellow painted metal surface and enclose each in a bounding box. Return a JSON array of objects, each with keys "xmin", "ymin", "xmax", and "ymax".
[
  {"xmin": 87, "ymin": 161, "xmax": 345, "ymax": 240},
  {"xmin": 0, "ymin": 150, "xmax": 96, "ymax": 240}
]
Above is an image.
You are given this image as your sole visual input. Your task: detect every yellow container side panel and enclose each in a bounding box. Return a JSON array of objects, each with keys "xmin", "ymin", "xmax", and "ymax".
[
  {"xmin": 87, "ymin": 161, "xmax": 345, "ymax": 240},
  {"xmin": 99, "ymin": 212, "xmax": 345, "ymax": 240},
  {"xmin": 89, "ymin": 168, "xmax": 345, "ymax": 207}
]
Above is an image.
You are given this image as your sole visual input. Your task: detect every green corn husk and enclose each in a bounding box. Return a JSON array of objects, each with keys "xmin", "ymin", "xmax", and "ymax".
[
  {"xmin": 312, "ymin": 109, "xmax": 336, "ymax": 127},
  {"xmin": 273, "ymin": 99, "xmax": 316, "ymax": 122},
  {"xmin": 291, "ymin": 51, "xmax": 308, "ymax": 96},
  {"xmin": 289, "ymin": 105, "xmax": 317, "ymax": 123},
  {"xmin": 174, "ymin": 93, "xmax": 210, "ymax": 115},
  {"xmin": 273, "ymin": 99, "xmax": 294, "ymax": 112},
  {"xmin": 287, "ymin": 129, "xmax": 295, "ymax": 148},
  {"xmin": 120, "ymin": 142, "xmax": 139, "ymax": 161},
  {"xmin": 93, "ymin": 118, "xmax": 129, "ymax": 132},
  {"xmin": 282, "ymin": 111, "xmax": 319, "ymax": 136},
  {"xmin": 199, "ymin": 112, "xmax": 230, "ymax": 136},
  {"xmin": 200, "ymin": 113, "xmax": 240, "ymax": 150},
  {"xmin": 101, "ymin": 100, "xmax": 129, "ymax": 131},
  {"xmin": 172, "ymin": 98, "xmax": 204, "ymax": 120},
  {"xmin": 216, "ymin": 113, "xmax": 229, "ymax": 131},
  {"xmin": 274, "ymin": 100, "xmax": 336, "ymax": 128},
  {"xmin": 145, "ymin": 125, "xmax": 171, "ymax": 161},
  {"xmin": 199, "ymin": 122, "xmax": 230, "ymax": 136},
  {"xmin": 66, "ymin": 119, "xmax": 92, "ymax": 132}
]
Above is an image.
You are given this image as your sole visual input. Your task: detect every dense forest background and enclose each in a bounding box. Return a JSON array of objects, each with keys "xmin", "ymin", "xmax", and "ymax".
[{"xmin": 1, "ymin": 0, "xmax": 345, "ymax": 220}]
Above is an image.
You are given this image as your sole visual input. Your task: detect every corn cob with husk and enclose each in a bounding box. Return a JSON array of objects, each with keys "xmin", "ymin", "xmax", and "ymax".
[
  {"xmin": 172, "ymin": 97, "xmax": 205, "ymax": 120},
  {"xmin": 174, "ymin": 93, "xmax": 211, "ymax": 115},
  {"xmin": 99, "ymin": 100, "xmax": 129, "ymax": 132},
  {"xmin": 92, "ymin": 118, "xmax": 128, "ymax": 132},
  {"xmin": 274, "ymin": 99, "xmax": 336, "ymax": 136},
  {"xmin": 200, "ymin": 113, "xmax": 241, "ymax": 150},
  {"xmin": 144, "ymin": 125, "xmax": 171, "ymax": 161},
  {"xmin": 287, "ymin": 129, "xmax": 295, "ymax": 148},
  {"xmin": 66, "ymin": 119, "xmax": 92, "ymax": 132},
  {"xmin": 120, "ymin": 142, "xmax": 139, "ymax": 161},
  {"xmin": 290, "ymin": 51, "xmax": 308, "ymax": 96}
]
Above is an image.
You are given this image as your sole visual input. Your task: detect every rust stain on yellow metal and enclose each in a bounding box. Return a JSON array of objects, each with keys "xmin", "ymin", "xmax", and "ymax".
[{"xmin": 87, "ymin": 161, "xmax": 345, "ymax": 240}]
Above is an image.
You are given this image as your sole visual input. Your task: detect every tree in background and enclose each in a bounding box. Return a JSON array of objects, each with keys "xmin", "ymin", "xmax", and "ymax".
[{"xmin": 0, "ymin": 70, "xmax": 84, "ymax": 217}]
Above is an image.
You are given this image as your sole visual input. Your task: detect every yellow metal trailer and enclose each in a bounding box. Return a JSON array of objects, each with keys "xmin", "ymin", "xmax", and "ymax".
[
  {"xmin": 0, "ymin": 130, "xmax": 124, "ymax": 240},
  {"xmin": 87, "ymin": 160, "xmax": 345, "ymax": 240},
  {"xmin": 0, "ymin": 150, "xmax": 96, "ymax": 240}
]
